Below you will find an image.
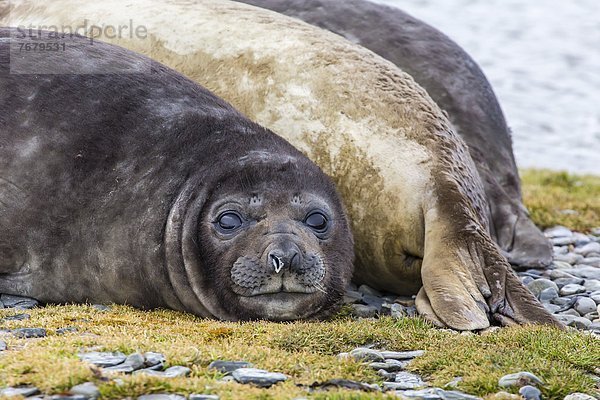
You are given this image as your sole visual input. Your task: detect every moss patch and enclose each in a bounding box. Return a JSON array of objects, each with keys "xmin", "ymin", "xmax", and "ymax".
[
  {"xmin": 0, "ymin": 305, "xmax": 598, "ymax": 399},
  {"xmin": 521, "ymin": 169, "xmax": 600, "ymax": 231}
]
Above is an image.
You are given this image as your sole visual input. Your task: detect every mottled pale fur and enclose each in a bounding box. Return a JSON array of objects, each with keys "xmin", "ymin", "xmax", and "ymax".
[{"xmin": 1, "ymin": 0, "xmax": 559, "ymax": 330}]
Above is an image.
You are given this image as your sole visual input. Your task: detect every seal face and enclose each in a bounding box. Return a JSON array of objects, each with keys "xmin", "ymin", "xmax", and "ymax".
[{"xmin": 0, "ymin": 27, "xmax": 353, "ymax": 321}]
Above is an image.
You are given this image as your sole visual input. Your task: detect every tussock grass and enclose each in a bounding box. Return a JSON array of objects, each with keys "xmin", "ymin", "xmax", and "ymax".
[
  {"xmin": 521, "ymin": 169, "xmax": 600, "ymax": 231},
  {"xmin": 1, "ymin": 169, "xmax": 599, "ymax": 399}
]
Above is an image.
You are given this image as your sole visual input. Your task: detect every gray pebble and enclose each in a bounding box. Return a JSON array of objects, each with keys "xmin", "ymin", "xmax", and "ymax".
[
  {"xmin": 208, "ymin": 360, "xmax": 253, "ymax": 375},
  {"xmin": 362, "ymin": 294, "xmax": 385, "ymax": 311},
  {"xmin": 551, "ymin": 296, "xmax": 575, "ymax": 306},
  {"xmin": 569, "ymin": 317, "xmax": 592, "ymax": 329},
  {"xmin": 134, "ymin": 366, "xmax": 191, "ymax": 378},
  {"xmin": 56, "ymin": 327, "xmax": 78, "ymax": 335},
  {"xmin": 78, "ymin": 351, "xmax": 127, "ymax": 367},
  {"xmin": 591, "ymin": 291, "xmax": 600, "ymax": 304},
  {"xmin": 104, "ymin": 353, "xmax": 145, "ymax": 373},
  {"xmin": 0, "ymin": 387, "xmax": 40, "ymax": 397},
  {"xmin": 137, "ymin": 395, "xmax": 186, "ymax": 400},
  {"xmin": 231, "ymin": 368, "xmax": 287, "ymax": 388},
  {"xmin": 554, "ymin": 278, "xmax": 585, "ymax": 288},
  {"xmin": 381, "ymin": 350, "xmax": 425, "ymax": 360},
  {"xmin": 555, "ymin": 314, "xmax": 577, "ymax": 326},
  {"xmin": 377, "ymin": 369, "xmax": 397, "ymax": 380},
  {"xmin": 189, "ymin": 395, "xmax": 220, "ymax": 400},
  {"xmin": 542, "ymin": 303, "xmax": 561, "ymax": 314},
  {"xmin": 389, "ymin": 303, "xmax": 409, "ymax": 318},
  {"xmin": 581, "ymin": 257, "xmax": 600, "ymax": 268},
  {"xmin": 0, "ymin": 294, "xmax": 38, "ymax": 309},
  {"xmin": 553, "ymin": 246, "xmax": 569, "ymax": 255},
  {"xmin": 551, "ymin": 237, "xmax": 576, "ymax": 246},
  {"xmin": 563, "ymin": 267, "xmax": 600, "ymax": 280},
  {"xmin": 574, "ymin": 242, "xmax": 600, "ymax": 256},
  {"xmin": 498, "ymin": 371, "xmax": 544, "ymax": 388},
  {"xmin": 92, "ymin": 304, "xmax": 110, "ymax": 311},
  {"xmin": 0, "ymin": 340, "xmax": 6, "ymax": 351},
  {"xmin": 343, "ymin": 290, "xmax": 363, "ymax": 304},
  {"xmin": 349, "ymin": 347, "xmax": 385, "ymax": 362},
  {"xmin": 545, "ymin": 226, "xmax": 572, "ymax": 238},
  {"xmin": 12, "ymin": 328, "xmax": 46, "ymax": 338},
  {"xmin": 563, "ymin": 394, "xmax": 597, "ymax": 400},
  {"xmin": 559, "ymin": 309, "xmax": 581, "ymax": 317},
  {"xmin": 521, "ymin": 276, "xmax": 535, "ymax": 285},
  {"xmin": 357, "ymin": 284, "xmax": 382, "ymax": 297},
  {"xmin": 554, "ymin": 253, "xmax": 584, "ymax": 265},
  {"xmin": 391, "ymin": 371, "xmax": 426, "ymax": 389},
  {"xmin": 396, "ymin": 388, "xmax": 481, "ymax": 400},
  {"xmin": 47, "ymin": 395, "xmax": 88, "ymax": 400},
  {"xmin": 583, "ymin": 280, "xmax": 600, "ymax": 292},
  {"xmin": 3, "ymin": 313, "xmax": 30, "ymax": 321},
  {"xmin": 552, "ymin": 260, "xmax": 573, "ymax": 269},
  {"xmin": 368, "ymin": 359, "xmax": 409, "ymax": 372},
  {"xmin": 560, "ymin": 284, "xmax": 586, "ymax": 296},
  {"xmin": 574, "ymin": 297, "xmax": 597, "ymax": 315},
  {"xmin": 539, "ymin": 287, "xmax": 559, "ymax": 302},
  {"xmin": 350, "ymin": 304, "xmax": 378, "ymax": 318},
  {"xmin": 70, "ymin": 382, "xmax": 100, "ymax": 398},
  {"xmin": 144, "ymin": 352, "xmax": 166, "ymax": 368},
  {"xmin": 527, "ymin": 279, "xmax": 558, "ymax": 298},
  {"xmin": 519, "ymin": 385, "xmax": 542, "ymax": 400},
  {"xmin": 547, "ymin": 270, "xmax": 577, "ymax": 280}
]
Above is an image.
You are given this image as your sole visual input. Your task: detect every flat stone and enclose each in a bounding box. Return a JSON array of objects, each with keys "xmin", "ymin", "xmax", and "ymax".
[
  {"xmin": 393, "ymin": 371, "xmax": 426, "ymax": 389},
  {"xmin": 78, "ymin": 351, "xmax": 127, "ymax": 367},
  {"xmin": 574, "ymin": 297, "xmax": 597, "ymax": 315},
  {"xmin": 377, "ymin": 369, "xmax": 397, "ymax": 380},
  {"xmin": 92, "ymin": 304, "xmax": 110, "ymax": 312},
  {"xmin": 543, "ymin": 303, "xmax": 561, "ymax": 314},
  {"xmin": 350, "ymin": 347, "xmax": 385, "ymax": 362},
  {"xmin": 380, "ymin": 350, "xmax": 425, "ymax": 360},
  {"xmin": 395, "ymin": 388, "xmax": 481, "ymax": 400},
  {"xmin": 562, "ymin": 267, "xmax": 600, "ymax": 280},
  {"xmin": 3, "ymin": 313, "xmax": 30, "ymax": 321},
  {"xmin": 144, "ymin": 352, "xmax": 166, "ymax": 368},
  {"xmin": 47, "ymin": 395, "xmax": 88, "ymax": 400},
  {"xmin": 564, "ymin": 393, "xmax": 597, "ymax": 400},
  {"xmin": 520, "ymin": 276, "xmax": 535, "ymax": 285},
  {"xmin": 545, "ymin": 226, "xmax": 572, "ymax": 238},
  {"xmin": 560, "ymin": 284, "xmax": 586, "ymax": 296},
  {"xmin": 12, "ymin": 328, "xmax": 46, "ymax": 338},
  {"xmin": 498, "ymin": 371, "xmax": 544, "ymax": 388},
  {"xmin": 553, "ymin": 246, "xmax": 569, "ymax": 255},
  {"xmin": 350, "ymin": 304, "xmax": 378, "ymax": 318},
  {"xmin": 0, "ymin": 294, "xmax": 38, "ymax": 309},
  {"xmin": 134, "ymin": 366, "xmax": 191, "ymax": 378},
  {"xmin": 519, "ymin": 385, "xmax": 542, "ymax": 400},
  {"xmin": 551, "ymin": 237, "xmax": 576, "ymax": 246},
  {"xmin": 0, "ymin": 386, "xmax": 40, "ymax": 397},
  {"xmin": 489, "ymin": 391, "xmax": 521, "ymax": 400},
  {"xmin": 343, "ymin": 290, "xmax": 363, "ymax": 304},
  {"xmin": 583, "ymin": 279, "xmax": 600, "ymax": 292},
  {"xmin": 231, "ymin": 368, "xmax": 287, "ymax": 388},
  {"xmin": 0, "ymin": 340, "xmax": 6, "ymax": 351},
  {"xmin": 560, "ymin": 309, "xmax": 581, "ymax": 317},
  {"xmin": 554, "ymin": 254, "xmax": 584, "ymax": 265},
  {"xmin": 362, "ymin": 294, "xmax": 385, "ymax": 311},
  {"xmin": 539, "ymin": 287, "xmax": 559, "ymax": 302},
  {"xmin": 581, "ymin": 257, "xmax": 600, "ymax": 267},
  {"xmin": 56, "ymin": 327, "xmax": 78, "ymax": 335},
  {"xmin": 70, "ymin": 382, "xmax": 100, "ymax": 398},
  {"xmin": 527, "ymin": 279, "xmax": 559, "ymax": 298},
  {"xmin": 574, "ymin": 242, "xmax": 600, "ymax": 256},
  {"xmin": 569, "ymin": 317, "xmax": 592, "ymax": 329},
  {"xmin": 189, "ymin": 395, "xmax": 220, "ymax": 400},
  {"xmin": 389, "ymin": 304, "xmax": 412, "ymax": 318},
  {"xmin": 137, "ymin": 395, "xmax": 186, "ymax": 400},
  {"xmin": 547, "ymin": 270, "xmax": 577, "ymax": 279},
  {"xmin": 555, "ymin": 314, "xmax": 577, "ymax": 326},
  {"xmin": 357, "ymin": 284, "xmax": 382, "ymax": 297},
  {"xmin": 554, "ymin": 278, "xmax": 585, "ymax": 288},
  {"xmin": 551, "ymin": 260, "xmax": 573, "ymax": 269},
  {"xmin": 309, "ymin": 379, "xmax": 380, "ymax": 392},
  {"xmin": 368, "ymin": 359, "xmax": 409, "ymax": 372},
  {"xmin": 551, "ymin": 296, "xmax": 576, "ymax": 307},
  {"xmin": 208, "ymin": 360, "xmax": 253, "ymax": 374}
]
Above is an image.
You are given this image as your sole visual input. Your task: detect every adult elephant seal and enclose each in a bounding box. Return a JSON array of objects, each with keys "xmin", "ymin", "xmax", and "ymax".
[
  {"xmin": 0, "ymin": 28, "xmax": 354, "ymax": 321},
  {"xmin": 3, "ymin": 0, "xmax": 559, "ymax": 329},
  {"xmin": 237, "ymin": 0, "xmax": 552, "ymax": 268}
]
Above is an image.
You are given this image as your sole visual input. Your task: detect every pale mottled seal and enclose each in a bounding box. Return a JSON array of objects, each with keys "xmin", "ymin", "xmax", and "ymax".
[
  {"xmin": 2, "ymin": 0, "xmax": 559, "ymax": 329},
  {"xmin": 238, "ymin": 0, "xmax": 552, "ymax": 268},
  {"xmin": 0, "ymin": 27, "xmax": 354, "ymax": 321}
]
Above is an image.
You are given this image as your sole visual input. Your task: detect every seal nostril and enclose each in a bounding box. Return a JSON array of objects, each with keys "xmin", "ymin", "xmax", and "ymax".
[{"xmin": 270, "ymin": 254, "xmax": 284, "ymax": 274}]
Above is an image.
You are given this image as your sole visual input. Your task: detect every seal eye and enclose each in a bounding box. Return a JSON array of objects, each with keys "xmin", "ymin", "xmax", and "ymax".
[
  {"xmin": 305, "ymin": 211, "xmax": 328, "ymax": 233},
  {"xmin": 217, "ymin": 212, "xmax": 243, "ymax": 231}
]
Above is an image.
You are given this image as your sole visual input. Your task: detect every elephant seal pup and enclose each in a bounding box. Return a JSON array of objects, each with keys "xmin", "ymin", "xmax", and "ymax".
[
  {"xmin": 238, "ymin": 0, "xmax": 552, "ymax": 268},
  {"xmin": 0, "ymin": 28, "xmax": 354, "ymax": 321},
  {"xmin": 3, "ymin": 0, "xmax": 560, "ymax": 329}
]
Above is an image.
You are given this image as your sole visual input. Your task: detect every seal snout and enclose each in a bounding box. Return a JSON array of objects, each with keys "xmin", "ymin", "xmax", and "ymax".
[{"xmin": 267, "ymin": 241, "xmax": 301, "ymax": 274}]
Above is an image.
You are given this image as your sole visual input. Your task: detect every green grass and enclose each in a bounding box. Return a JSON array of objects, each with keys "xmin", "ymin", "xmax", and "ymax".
[
  {"xmin": 1, "ymin": 169, "xmax": 599, "ymax": 400},
  {"xmin": 521, "ymin": 169, "xmax": 600, "ymax": 231}
]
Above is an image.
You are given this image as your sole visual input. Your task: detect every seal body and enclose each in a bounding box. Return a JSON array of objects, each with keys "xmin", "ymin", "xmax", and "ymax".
[
  {"xmin": 238, "ymin": 0, "xmax": 552, "ymax": 268},
  {"xmin": 2, "ymin": 0, "xmax": 559, "ymax": 329},
  {"xmin": 0, "ymin": 27, "xmax": 354, "ymax": 321}
]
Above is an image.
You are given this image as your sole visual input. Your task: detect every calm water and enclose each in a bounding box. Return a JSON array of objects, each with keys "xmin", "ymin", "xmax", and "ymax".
[{"xmin": 375, "ymin": 0, "xmax": 600, "ymax": 174}]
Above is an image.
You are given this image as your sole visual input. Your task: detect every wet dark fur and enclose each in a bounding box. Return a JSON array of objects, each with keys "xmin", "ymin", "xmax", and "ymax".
[
  {"xmin": 0, "ymin": 28, "xmax": 353, "ymax": 320},
  {"xmin": 238, "ymin": 0, "xmax": 552, "ymax": 268}
]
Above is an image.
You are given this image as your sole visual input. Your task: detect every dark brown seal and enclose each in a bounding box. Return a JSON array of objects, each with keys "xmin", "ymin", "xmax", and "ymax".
[
  {"xmin": 238, "ymin": 0, "xmax": 552, "ymax": 268},
  {"xmin": 0, "ymin": 28, "xmax": 354, "ymax": 321}
]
